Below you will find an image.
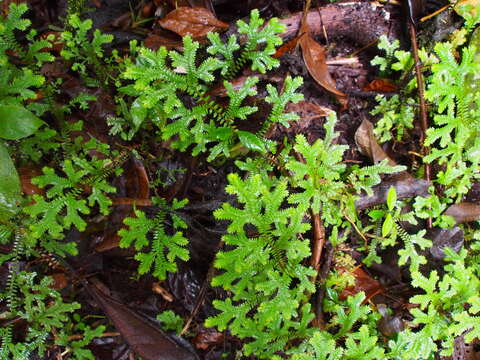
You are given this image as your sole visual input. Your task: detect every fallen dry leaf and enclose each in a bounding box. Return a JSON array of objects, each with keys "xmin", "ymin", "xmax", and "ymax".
[
  {"xmin": 354, "ymin": 119, "xmax": 430, "ymax": 210},
  {"xmin": 84, "ymin": 279, "xmax": 198, "ymax": 360},
  {"xmin": 193, "ymin": 328, "xmax": 224, "ymax": 350},
  {"xmin": 363, "ymin": 78, "xmax": 398, "ymax": 93},
  {"xmin": 18, "ymin": 166, "xmax": 44, "ymax": 196},
  {"xmin": 354, "ymin": 119, "xmax": 396, "ymax": 165},
  {"xmin": 144, "ymin": 33, "xmax": 183, "ymax": 51},
  {"xmin": 444, "ymin": 202, "xmax": 480, "ymax": 224},
  {"xmin": 339, "ymin": 266, "xmax": 383, "ymax": 302},
  {"xmin": 273, "ymin": 33, "xmax": 305, "ymax": 58},
  {"xmin": 298, "ymin": 21, "xmax": 348, "ymax": 108},
  {"xmin": 158, "ymin": 7, "xmax": 228, "ymax": 39}
]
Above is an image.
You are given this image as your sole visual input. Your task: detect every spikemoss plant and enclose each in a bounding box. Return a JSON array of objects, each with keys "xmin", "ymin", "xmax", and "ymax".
[{"xmin": 2, "ymin": 3, "xmax": 480, "ymax": 360}]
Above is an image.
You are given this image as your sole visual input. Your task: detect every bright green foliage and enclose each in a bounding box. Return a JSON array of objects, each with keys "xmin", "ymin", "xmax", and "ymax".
[
  {"xmin": 371, "ymin": 95, "xmax": 415, "ymax": 143},
  {"xmin": 119, "ymin": 197, "xmax": 189, "ymax": 280},
  {"xmin": 25, "ymin": 154, "xmax": 118, "ymax": 239},
  {"xmin": 405, "ymin": 248, "xmax": 480, "ymax": 356},
  {"xmin": 207, "ymin": 9, "xmax": 284, "ymax": 78},
  {"xmin": 61, "ymin": 15, "xmax": 115, "ymax": 86},
  {"xmin": 207, "ymin": 173, "xmax": 315, "ymax": 358},
  {"xmin": 424, "ymin": 42, "xmax": 480, "ymax": 200},
  {"xmin": 0, "ymin": 271, "xmax": 80, "ymax": 359},
  {"xmin": 281, "ymin": 293, "xmax": 383, "ymax": 359},
  {"xmin": 121, "ymin": 10, "xmax": 299, "ymax": 161},
  {"xmin": 370, "ymin": 35, "xmax": 401, "ymax": 73},
  {"xmin": 0, "ymin": 3, "xmax": 53, "ymax": 67},
  {"xmin": 287, "ymin": 114, "xmax": 403, "ymax": 225},
  {"xmin": 56, "ymin": 315, "xmax": 106, "ymax": 360},
  {"xmin": 156, "ymin": 310, "xmax": 184, "ymax": 334}
]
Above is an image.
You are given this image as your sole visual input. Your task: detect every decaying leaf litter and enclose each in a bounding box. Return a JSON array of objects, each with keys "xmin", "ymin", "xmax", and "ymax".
[{"xmin": 2, "ymin": 0, "xmax": 480, "ymax": 359}]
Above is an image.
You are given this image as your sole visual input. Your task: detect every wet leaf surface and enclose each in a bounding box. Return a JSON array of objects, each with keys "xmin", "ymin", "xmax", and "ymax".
[
  {"xmin": 0, "ymin": 142, "xmax": 21, "ymax": 221},
  {"xmin": 158, "ymin": 7, "xmax": 228, "ymax": 38},
  {"xmin": 428, "ymin": 226, "xmax": 464, "ymax": 260},
  {"xmin": 84, "ymin": 279, "xmax": 199, "ymax": 360}
]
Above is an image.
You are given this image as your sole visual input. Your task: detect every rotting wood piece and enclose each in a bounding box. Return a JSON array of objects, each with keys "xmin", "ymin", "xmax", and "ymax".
[{"xmin": 279, "ymin": 2, "xmax": 402, "ymax": 47}]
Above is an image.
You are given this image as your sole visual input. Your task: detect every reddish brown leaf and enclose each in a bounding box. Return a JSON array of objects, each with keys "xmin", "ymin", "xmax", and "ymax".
[
  {"xmin": 158, "ymin": 7, "xmax": 228, "ymax": 39},
  {"xmin": 18, "ymin": 166, "xmax": 44, "ymax": 196},
  {"xmin": 339, "ymin": 267, "xmax": 383, "ymax": 302},
  {"xmin": 124, "ymin": 157, "xmax": 150, "ymax": 200},
  {"xmin": 49, "ymin": 273, "xmax": 68, "ymax": 290},
  {"xmin": 286, "ymin": 100, "xmax": 333, "ymax": 120},
  {"xmin": 84, "ymin": 280, "xmax": 198, "ymax": 360},
  {"xmin": 144, "ymin": 33, "xmax": 183, "ymax": 51},
  {"xmin": 193, "ymin": 328, "xmax": 224, "ymax": 350},
  {"xmin": 363, "ymin": 79, "xmax": 398, "ymax": 93},
  {"xmin": 273, "ymin": 33, "xmax": 305, "ymax": 58},
  {"xmin": 298, "ymin": 22, "xmax": 348, "ymax": 108},
  {"xmin": 354, "ymin": 119, "xmax": 430, "ymax": 210}
]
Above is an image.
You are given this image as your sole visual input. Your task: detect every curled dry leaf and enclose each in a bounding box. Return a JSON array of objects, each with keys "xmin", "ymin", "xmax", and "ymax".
[
  {"xmin": 84, "ymin": 280, "xmax": 198, "ymax": 360},
  {"xmin": 444, "ymin": 202, "xmax": 480, "ymax": 224},
  {"xmin": 158, "ymin": 7, "xmax": 228, "ymax": 39},
  {"xmin": 354, "ymin": 119, "xmax": 430, "ymax": 210},
  {"xmin": 354, "ymin": 119, "xmax": 396, "ymax": 165},
  {"xmin": 286, "ymin": 100, "xmax": 333, "ymax": 120},
  {"xmin": 152, "ymin": 282, "xmax": 174, "ymax": 302},
  {"xmin": 273, "ymin": 33, "xmax": 305, "ymax": 58},
  {"xmin": 298, "ymin": 22, "xmax": 348, "ymax": 108}
]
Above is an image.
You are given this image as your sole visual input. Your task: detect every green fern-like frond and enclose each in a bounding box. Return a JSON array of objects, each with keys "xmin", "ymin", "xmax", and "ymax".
[
  {"xmin": 118, "ymin": 197, "xmax": 189, "ymax": 280},
  {"xmin": 208, "ymin": 173, "xmax": 315, "ymax": 358},
  {"xmin": 24, "ymin": 155, "xmax": 118, "ymax": 239},
  {"xmin": 258, "ymin": 76, "xmax": 304, "ymax": 136}
]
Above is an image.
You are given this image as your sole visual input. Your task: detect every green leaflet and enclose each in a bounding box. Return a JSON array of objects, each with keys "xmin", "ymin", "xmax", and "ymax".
[
  {"xmin": 0, "ymin": 141, "xmax": 21, "ymax": 221},
  {"xmin": 0, "ymin": 105, "xmax": 44, "ymax": 140}
]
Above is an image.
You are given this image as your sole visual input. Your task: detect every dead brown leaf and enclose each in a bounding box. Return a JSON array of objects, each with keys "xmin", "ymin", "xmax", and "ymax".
[
  {"xmin": 193, "ymin": 328, "xmax": 224, "ymax": 350},
  {"xmin": 363, "ymin": 78, "xmax": 398, "ymax": 93},
  {"xmin": 444, "ymin": 202, "xmax": 480, "ymax": 224},
  {"xmin": 158, "ymin": 7, "xmax": 228, "ymax": 39},
  {"xmin": 354, "ymin": 119, "xmax": 396, "ymax": 165},
  {"xmin": 84, "ymin": 280, "xmax": 198, "ymax": 360},
  {"xmin": 18, "ymin": 166, "xmax": 44, "ymax": 196},
  {"xmin": 144, "ymin": 33, "xmax": 183, "ymax": 51},
  {"xmin": 339, "ymin": 266, "xmax": 383, "ymax": 302},
  {"xmin": 298, "ymin": 22, "xmax": 348, "ymax": 108}
]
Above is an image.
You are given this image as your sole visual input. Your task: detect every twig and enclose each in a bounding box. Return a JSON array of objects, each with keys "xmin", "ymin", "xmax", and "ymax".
[
  {"xmin": 343, "ymin": 211, "xmax": 368, "ymax": 247},
  {"xmin": 310, "ymin": 211, "xmax": 325, "ymax": 280},
  {"xmin": 409, "ymin": 22, "xmax": 432, "ymax": 228},
  {"xmin": 179, "ymin": 241, "xmax": 223, "ymax": 336},
  {"xmin": 313, "ymin": 242, "xmax": 334, "ymax": 329}
]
